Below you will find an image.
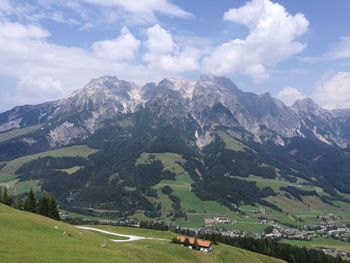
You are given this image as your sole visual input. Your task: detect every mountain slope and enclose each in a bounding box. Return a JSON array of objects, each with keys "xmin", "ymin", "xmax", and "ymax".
[
  {"xmin": 1, "ymin": 74, "xmax": 350, "ymax": 229},
  {"xmin": 0, "ymin": 204, "xmax": 284, "ymax": 263},
  {"xmin": 2, "ymin": 74, "xmax": 350, "ymax": 157}
]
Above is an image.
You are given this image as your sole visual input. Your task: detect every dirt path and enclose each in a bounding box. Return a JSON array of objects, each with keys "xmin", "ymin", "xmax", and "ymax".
[{"xmin": 76, "ymin": 226, "xmax": 168, "ymax": 243}]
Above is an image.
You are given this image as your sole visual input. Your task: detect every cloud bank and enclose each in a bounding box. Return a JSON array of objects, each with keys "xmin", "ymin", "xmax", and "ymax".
[{"xmin": 203, "ymin": 0, "xmax": 309, "ymax": 82}]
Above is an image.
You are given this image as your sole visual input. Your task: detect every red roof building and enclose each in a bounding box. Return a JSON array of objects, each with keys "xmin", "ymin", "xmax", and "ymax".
[{"xmin": 176, "ymin": 236, "xmax": 213, "ymax": 253}]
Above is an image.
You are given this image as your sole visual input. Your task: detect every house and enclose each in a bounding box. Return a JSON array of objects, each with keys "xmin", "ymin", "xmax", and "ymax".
[
  {"xmin": 177, "ymin": 236, "xmax": 213, "ymax": 253},
  {"xmin": 204, "ymin": 218, "xmax": 216, "ymax": 225},
  {"xmin": 213, "ymin": 216, "xmax": 232, "ymax": 224}
]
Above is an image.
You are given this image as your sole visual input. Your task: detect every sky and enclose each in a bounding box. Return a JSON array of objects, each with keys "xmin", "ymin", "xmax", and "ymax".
[{"xmin": 0, "ymin": 0, "xmax": 350, "ymax": 112}]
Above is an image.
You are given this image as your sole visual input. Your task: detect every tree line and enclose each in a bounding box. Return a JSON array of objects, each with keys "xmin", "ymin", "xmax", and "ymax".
[
  {"xmin": 0, "ymin": 186, "xmax": 13, "ymax": 206},
  {"xmin": 0, "ymin": 187, "xmax": 59, "ymax": 221},
  {"xmin": 195, "ymin": 233, "xmax": 347, "ymax": 263},
  {"xmin": 103, "ymin": 217, "xmax": 350, "ymax": 263}
]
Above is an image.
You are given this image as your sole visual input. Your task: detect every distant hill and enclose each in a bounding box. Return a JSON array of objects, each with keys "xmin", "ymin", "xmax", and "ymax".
[{"xmin": 0, "ymin": 204, "xmax": 284, "ymax": 263}]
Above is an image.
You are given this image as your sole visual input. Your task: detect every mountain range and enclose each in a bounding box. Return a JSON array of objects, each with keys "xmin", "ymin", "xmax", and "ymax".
[
  {"xmin": 1, "ymin": 75, "xmax": 350, "ymax": 222},
  {"xmin": 2, "ymin": 75, "xmax": 350, "ymax": 153}
]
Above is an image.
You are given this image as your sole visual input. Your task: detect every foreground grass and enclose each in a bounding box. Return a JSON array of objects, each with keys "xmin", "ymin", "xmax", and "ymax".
[{"xmin": 0, "ymin": 204, "xmax": 284, "ymax": 262}]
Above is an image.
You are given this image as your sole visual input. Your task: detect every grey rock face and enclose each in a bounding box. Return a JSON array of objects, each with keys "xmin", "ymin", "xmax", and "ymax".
[
  {"xmin": 2, "ymin": 74, "xmax": 350, "ymax": 149},
  {"xmin": 190, "ymin": 75, "xmax": 300, "ymax": 145}
]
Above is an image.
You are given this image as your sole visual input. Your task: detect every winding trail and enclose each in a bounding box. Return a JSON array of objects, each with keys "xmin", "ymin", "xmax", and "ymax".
[{"xmin": 76, "ymin": 226, "xmax": 168, "ymax": 243}]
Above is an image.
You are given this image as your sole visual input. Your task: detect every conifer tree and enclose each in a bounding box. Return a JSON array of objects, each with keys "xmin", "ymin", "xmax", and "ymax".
[
  {"xmin": 38, "ymin": 192, "xmax": 50, "ymax": 217},
  {"xmin": 24, "ymin": 188, "xmax": 37, "ymax": 213},
  {"xmin": 38, "ymin": 192, "xmax": 60, "ymax": 220},
  {"xmin": 15, "ymin": 199, "xmax": 24, "ymax": 210},
  {"xmin": 2, "ymin": 187, "xmax": 13, "ymax": 206},
  {"xmin": 0, "ymin": 186, "xmax": 3, "ymax": 203},
  {"xmin": 48, "ymin": 195, "xmax": 60, "ymax": 220}
]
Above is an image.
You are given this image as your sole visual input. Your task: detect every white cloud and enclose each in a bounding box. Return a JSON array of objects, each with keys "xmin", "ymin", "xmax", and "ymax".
[
  {"xmin": 1, "ymin": 0, "xmax": 192, "ymax": 31},
  {"xmin": 0, "ymin": 20, "xmax": 202, "ymax": 111},
  {"xmin": 314, "ymin": 72, "xmax": 350, "ymax": 110},
  {"xmin": 303, "ymin": 36, "xmax": 350, "ymax": 62},
  {"xmin": 0, "ymin": 21, "xmax": 153, "ymax": 111},
  {"xmin": 17, "ymin": 75, "xmax": 66, "ymax": 101},
  {"xmin": 0, "ymin": 0, "xmax": 13, "ymax": 14},
  {"xmin": 92, "ymin": 26, "xmax": 140, "ymax": 61},
  {"xmin": 324, "ymin": 36, "xmax": 350, "ymax": 60},
  {"xmin": 277, "ymin": 86, "xmax": 305, "ymax": 106},
  {"xmin": 0, "ymin": 21, "xmax": 50, "ymax": 39},
  {"xmin": 203, "ymin": 0, "xmax": 309, "ymax": 82},
  {"xmin": 82, "ymin": 0, "xmax": 192, "ymax": 24},
  {"xmin": 144, "ymin": 24, "xmax": 200, "ymax": 73}
]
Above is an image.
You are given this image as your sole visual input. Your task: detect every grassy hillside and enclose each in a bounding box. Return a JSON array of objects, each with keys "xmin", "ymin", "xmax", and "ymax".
[
  {"xmin": 0, "ymin": 145, "xmax": 96, "ymax": 193},
  {"xmin": 136, "ymin": 152, "xmax": 237, "ymax": 227},
  {"xmin": 216, "ymin": 130, "xmax": 254, "ymax": 152},
  {"xmin": 0, "ymin": 125, "xmax": 41, "ymax": 143},
  {"xmin": 134, "ymin": 151, "xmax": 350, "ymax": 231},
  {"xmin": 282, "ymin": 237, "xmax": 350, "ymax": 254},
  {"xmin": 0, "ymin": 204, "xmax": 284, "ymax": 263}
]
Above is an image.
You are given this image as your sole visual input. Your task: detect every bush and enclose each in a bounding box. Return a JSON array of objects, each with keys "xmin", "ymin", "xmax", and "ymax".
[{"xmin": 171, "ymin": 237, "xmax": 181, "ymax": 244}]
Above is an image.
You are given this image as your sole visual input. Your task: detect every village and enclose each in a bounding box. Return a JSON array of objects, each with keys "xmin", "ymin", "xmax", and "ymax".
[
  {"xmin": 61, "ymin": 210, "xmax": 350, "ymax": 257},
  {"xmin": 199, "ymin": 214, "xmax": 350, "ymax": 258}
]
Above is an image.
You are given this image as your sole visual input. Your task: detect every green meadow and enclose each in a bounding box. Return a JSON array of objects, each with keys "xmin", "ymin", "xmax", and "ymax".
[
  {"xmin": 0, "ymin": 145, "xmax": 97, "ymax": 193},
  {"xmin": 0, "ymin": 125, "xmax": 41, "ymax": 143},
  {"xmin": 0, "ymin": 204, "xmax": 284, "ymax": 263}
]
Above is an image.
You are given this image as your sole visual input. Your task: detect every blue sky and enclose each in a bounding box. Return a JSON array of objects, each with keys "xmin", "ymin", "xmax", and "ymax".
[{"xmin": 1, "ymin": 0, "xmax": 350, "ymax": 111}]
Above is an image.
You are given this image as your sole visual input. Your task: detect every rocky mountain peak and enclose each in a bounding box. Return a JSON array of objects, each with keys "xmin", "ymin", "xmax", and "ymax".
[
  {"xmin": 140, "ymin": 77, "xmax": 195, "ymax": 104},
  {"xmin": 292, "ymin": 98, "xmax": 326, "ymax": 116},
  {"xmin": 59, "ymin": 76, "xmax": 141, "ymax": 114},
  {"xmin": 2, "ymin": 74, "xmax": 350, "ymax": 150},
  {"xmin": 197, "ymin": 74, "xmax": 240, "ymax": 92}
]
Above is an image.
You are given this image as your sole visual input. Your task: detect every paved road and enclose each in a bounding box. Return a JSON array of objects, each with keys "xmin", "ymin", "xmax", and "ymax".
[{"xmin": 76, "ymin": 226, "xmax": 167, "ymax": 243}]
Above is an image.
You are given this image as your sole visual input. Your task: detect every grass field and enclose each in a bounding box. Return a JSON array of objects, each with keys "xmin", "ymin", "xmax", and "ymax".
[
  {"xmin": 0, "ymin": 179, "xmax": 42, "ymax": 195},
  {"xmin": 0, "ymin": 145, "xmax": 97, "ymax": 193},
  {"xmin": 136, "ymin": 152, "xmax": 237, "ymax": 227},
  {"xmin": 264, "ymin": 193, "xmax": 350, "ymax": 226},
  {"xmin": 216, "ymin": 131, "xmax": 350, "ymax": 228},
  {"xmin": 135, "ymin": 152, "xmax": 348, "ymax": 230},
  {"xmin": 0, "ymin": 204, "xmax": 284, "ymax": 263},
  {"xmin": 0, "ymin": 125, "xmax": 41, "ymax": 142},
  {"xmin": 216, "ymin": 130, "xmax": 252, "ymax": 152},
  {"xmin": 238, "ymin": 175, "xmax": 291, "ymax": 191},
  {"xmin": 282, "ymin": 237, "xmax": 350, "ymax": 253},
  {"xmin": 234, "ymin": 173, "xmax": 350, "ymax": 227},
  {"xmin": 138, "ymin": 152, "xmax": 239, "ymax": 227},
  {"xmin": 58, "ymin": 166, "xmax": 82, "ymax": 174}
]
